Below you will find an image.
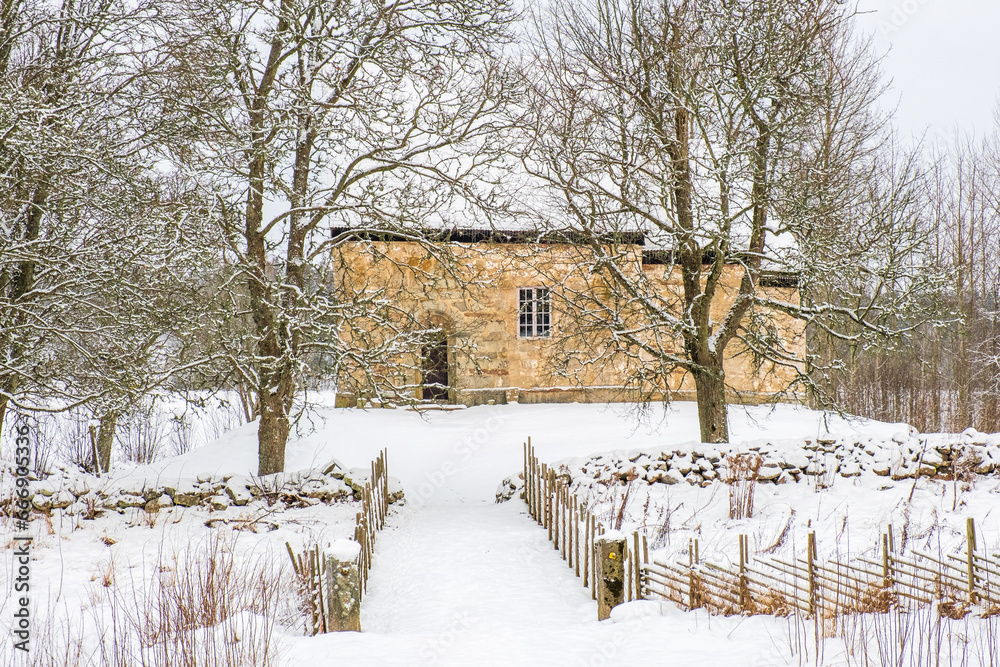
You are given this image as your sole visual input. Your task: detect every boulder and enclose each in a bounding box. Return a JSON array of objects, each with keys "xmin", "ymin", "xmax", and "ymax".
[
  {"xmin": 693, "ymin": 457, "xmax": 712, "ymax": 473},
  {"xmin": 921, "ymin": 449, "xmax": 944, "ymax": 467},
  {"xmin": 319, "ymin": 459, "xmax": 345, "ymax": 477},
  {"xmin": 52, "ymin": 490, "xmax": 74, "ymax": 509},
  {"xmin": 495, "ymin": 477, "xmax": 519, "ymax": 503},
  {"xmin": 974, "ymin": 459, "xmax": 996, "ymax": 475},
  {"xmin": 173, "ymin": 492, "xmax": 199, "ymax": 507},
  {"xmin": 917, "ymin": 463, "xmax": 938, "ymax": 477},
  {"xmin": 758, "ymin": 464, "xmax": 782, "ymax": 481},
  {"xmin": 673, "ymin": 455, "xmax": 693, "ymax": 476},
  {"xmin": 208, "ymin": 494, "xmax": 230, "ymax": 511},
  {"xmin": 684, "ymin": 472, "xmax": 703, "ymax": 486},
  {"xmin": 164, "ymin": 479, "xmax": 199, "ymax": 499},
  {"xmin": 871, "ymin": 461, "xmax": 891, "ymax": 476},
  {"xmin": 33, "ymin": 480, "xmax": 56, "ymax": 497},
  {"xmin": 221, "ymin": 482, "xmax": 250, "ymax": 506},
  {"xmin": 117, "ymin": 494, "xmax": 147, "ymax": 510},
  {"xmin": 388, "ymin": 477, "xmax": 405, "ymax": 504},
  {"xmin": 839, "ymin": 462, "xmax": 861, "ymax": 477}
]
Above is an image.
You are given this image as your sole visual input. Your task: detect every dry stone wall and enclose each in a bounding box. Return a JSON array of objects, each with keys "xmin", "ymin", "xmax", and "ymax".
[
  {"xmin": 2, "ymin": 460, "xmax": 404, "ymax": 518},
  {"xmin": 538, "ymin": 428, "xmax": 1000, "ymax": 492}
]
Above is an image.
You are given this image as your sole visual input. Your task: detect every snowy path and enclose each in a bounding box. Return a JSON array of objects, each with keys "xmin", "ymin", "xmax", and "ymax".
[
  {"xmin": 283, "ymin": 500, "xmax": 797, "ymax": 666},
  {"xmin": 273, "ymin": 404, "xmax": 862, "ymax": 665},
  {"xmin": 363, "ymin": 503, "xmax": 594, "ymax": 658}
]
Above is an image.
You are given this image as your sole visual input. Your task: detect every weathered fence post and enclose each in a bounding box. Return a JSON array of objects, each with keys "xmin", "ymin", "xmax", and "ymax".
[
  {"xmin": 881, "ymin": 532, "xmax": 892, "ymax": 590},
  {"xmin": 738, "ymin": 534, "xmax": 747, "ymax": 610},
  {"xmin": 967, "ymin": 517, "xmax": 977, "ymax": 604},
  {"xmin": 596, "ymin": 531, "xmax": 627, "ymax": 620},
  {"xmin": 591, "ymin": 518, "xmax": 598, "ymax": 600},
  {"xmin": 633, "ymin": 531, "xmax": 642, "ymax": 601},
  {"xmin": 325, "ymin": 539, "xmax": 362, "ymax": 632},
  {"xmin": 807, "ymin": 531, "xmax": 818, "ymax": 616}
]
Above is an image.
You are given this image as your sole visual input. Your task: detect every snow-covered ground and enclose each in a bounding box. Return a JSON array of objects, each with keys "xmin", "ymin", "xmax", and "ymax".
[
  {"xmin": 135, "ymin": 401, "xmax": 908, "ymax": 504},
  {"xmin": 4, "ymin": 401, "xmax": 1000, "ymax": 665}
]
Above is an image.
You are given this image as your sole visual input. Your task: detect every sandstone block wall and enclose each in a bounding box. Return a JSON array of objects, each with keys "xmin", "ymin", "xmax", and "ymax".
[{"xmin": 333, "ymin": 239, "xmax": 805, "ymax": 405}]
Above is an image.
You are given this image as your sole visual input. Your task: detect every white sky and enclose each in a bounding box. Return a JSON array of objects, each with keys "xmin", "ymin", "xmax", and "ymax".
[{"xmin": 852, "ymin": 0, "xmax": 1000, "ymax": 147}]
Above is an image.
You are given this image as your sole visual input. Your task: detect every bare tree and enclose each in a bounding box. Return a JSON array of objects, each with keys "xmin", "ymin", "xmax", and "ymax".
[
  {"xmin": 160, "ymin": 0, "xmax": 517, "ymax": 473},
  {"xmin": 0, "ymin": 0, "xmax": 218, "ymax": 462},
  {"xmin": 819, "ymin": 130, "xmax": 1000, "ymax": 433},
  {"xmin": 517, "ymin": 0, "xmax": 944, "ymax": 442}
]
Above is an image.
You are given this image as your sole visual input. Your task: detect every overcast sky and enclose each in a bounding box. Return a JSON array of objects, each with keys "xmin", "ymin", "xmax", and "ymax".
[{"xmin": 852, "ymin": 0, "xmax": 1000, "ymax": 147}]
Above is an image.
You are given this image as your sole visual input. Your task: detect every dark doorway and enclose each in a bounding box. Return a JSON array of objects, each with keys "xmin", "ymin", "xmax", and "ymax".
[{"xmin": 421, "ymin": 338, "xmax": 449, "ymax": 401}]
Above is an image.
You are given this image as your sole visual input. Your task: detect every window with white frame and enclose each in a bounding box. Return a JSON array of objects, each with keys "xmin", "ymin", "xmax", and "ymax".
[{"xmin": 518, "ymin": 287, "xmax": 551, "ymax": 338}]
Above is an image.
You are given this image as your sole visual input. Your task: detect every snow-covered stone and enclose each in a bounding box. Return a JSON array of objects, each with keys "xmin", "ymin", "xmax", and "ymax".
[
  {"xmin": 387, "ymin": 477, "xmax": 405, "ymax": 503},
  {"xmin": 685, "ymin": 472, "xmax": 704, "ymax": 486},
  {"xmin": 674, "ymin": 455, "xmax": 693, "ymax": 475},
  {"xmin": 921, "ymin": 449, "xmax": 944, "ymax": 467},
  {"xmin": 326, "ymin": 538, "xmax": 362, "ymax": 562},
  {"xmin": 839, "ymin": 462, "xmax": 861, "ymax": 477},
  {"xmin": 757, "ymin": 464, "xmax": 782, "ymax": 481},
  {"xmin": 871, "ymin": 461, "xmax": 891, "ymax": 476},
  {"xmin": 208, "ymin": 494, "xmax": 230, "ymax": 510}
]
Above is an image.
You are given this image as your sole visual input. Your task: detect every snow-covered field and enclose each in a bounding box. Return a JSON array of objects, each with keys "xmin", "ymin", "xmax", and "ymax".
[{"xmin": 4, "ymin": 400, "xmax": 1000, "ymax": 666}]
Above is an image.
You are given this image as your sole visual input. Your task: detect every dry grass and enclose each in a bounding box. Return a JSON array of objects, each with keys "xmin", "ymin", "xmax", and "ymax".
[
  {"xmin": 753, "ymin": 589, "xmax": 794, "ymax": 616},
  {"xmin": 844, "ymin": 585, "xmax": 895, "ymax": 614},
  {"xmin": 725, "ymin": 453, "xmax": 762, "ymax": 520},
  {"xmin": 5, "ymin": 533, "xmax": 288, "ymax": 667},
  {"xmin": 937, "ymin": 598, "xmax": 970, "ymax": 620}
]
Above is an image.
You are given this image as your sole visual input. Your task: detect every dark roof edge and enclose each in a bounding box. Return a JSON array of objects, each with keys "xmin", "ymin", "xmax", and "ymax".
[
  {"xmin": 331, "ymin": 226, "xmax": 646, "ymax": 246},
  {"xmin": 642, "ymin": 250, "xmax": 799, "ymax": 287}
]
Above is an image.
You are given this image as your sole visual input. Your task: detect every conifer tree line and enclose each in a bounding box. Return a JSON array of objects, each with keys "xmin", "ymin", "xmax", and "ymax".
[{"xmin": 1, "ymin": 0, "xmax": 997, "ymax": 473}]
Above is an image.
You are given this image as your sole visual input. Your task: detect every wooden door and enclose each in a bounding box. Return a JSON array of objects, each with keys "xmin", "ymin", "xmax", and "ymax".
[{"xmin": 422, "ymin": 339, "xmax": 449, "ymax": 401}]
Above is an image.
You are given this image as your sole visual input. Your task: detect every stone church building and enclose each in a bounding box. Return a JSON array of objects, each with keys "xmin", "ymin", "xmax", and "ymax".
[{"xmin": 333, "ymin": 227, "xmax": 804, "ymax": 407}]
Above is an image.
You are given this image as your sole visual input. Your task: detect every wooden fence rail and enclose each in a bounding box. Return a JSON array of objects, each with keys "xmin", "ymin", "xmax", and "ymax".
[
  {"xmin": 642, "ymin": 517, "xmax": 1000, "ymax": 618},
  {"xmin": 525, "ymin": 441, "xmax": 1000, "ymax": 620},
  {"xmin": 288, "ymin": 449, "xmax": 390, "ymax": 635}
]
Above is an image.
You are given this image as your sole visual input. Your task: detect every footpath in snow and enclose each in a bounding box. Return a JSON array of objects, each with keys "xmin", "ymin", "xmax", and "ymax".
[
  {"xmin": 286, "ymin": 500, "xmax": 799, "ymax": 667},
  {"xmin": 276, "ymin": 402, "xmax": 884, "ymax": 666}
]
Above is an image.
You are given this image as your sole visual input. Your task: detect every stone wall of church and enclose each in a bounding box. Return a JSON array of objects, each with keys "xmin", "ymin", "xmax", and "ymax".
[{"xmin": 332, "ymin": 240, "xmax": 805, "ymax": 406}]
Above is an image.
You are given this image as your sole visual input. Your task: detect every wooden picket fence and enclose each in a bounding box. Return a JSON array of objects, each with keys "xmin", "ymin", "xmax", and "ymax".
[
  {"xmin": 525, "ymin": 441, "xmax": 1000, "ymax": 619},
  {"xmin": 354, "ymin": 448, "xmax": 390, "ymax": 595},
  {"xmin": 644, "ymin": 518, "xmax": 1000, "ymax": 618},
  {"xmin": 286, "ymin": 541, "xmax": 330, "ymax": 635},
  {"xmin": 287, "ymin": 449, "xmax": 390, "ymax": 635},
  {"xmin": 523, "ymin": 440, "xmax": 649, "ymax": 603}
]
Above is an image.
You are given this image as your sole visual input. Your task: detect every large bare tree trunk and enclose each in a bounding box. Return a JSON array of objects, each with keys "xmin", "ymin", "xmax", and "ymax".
[
  {"xmin": 662, "ymin": 15, "xmax": 732, "ymax": 445},
  {"xmin": 692, "ymin": 359, "xmax": 729, "ymax": 443},
  {"xmin": 257, "ymin": 387, "xmax": 290, "ymax": 476}
]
